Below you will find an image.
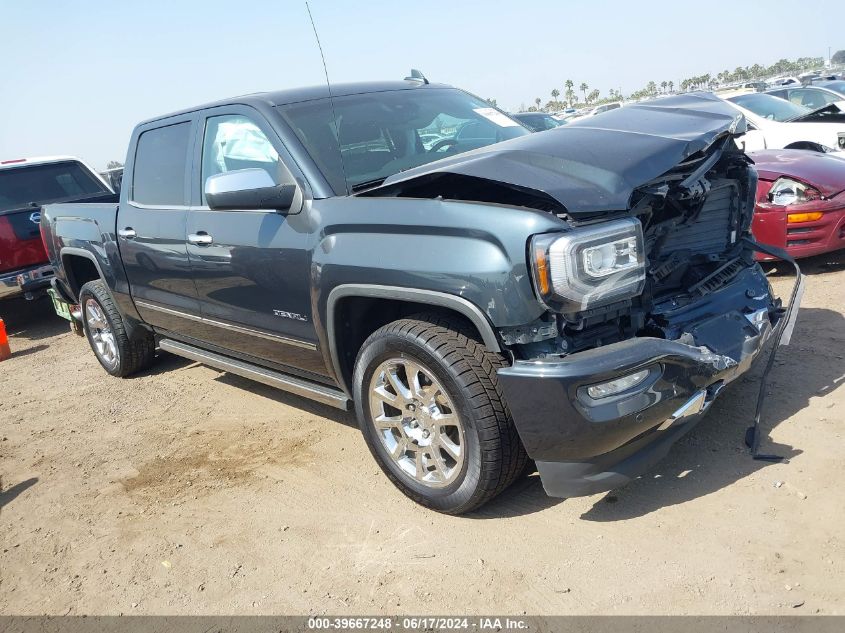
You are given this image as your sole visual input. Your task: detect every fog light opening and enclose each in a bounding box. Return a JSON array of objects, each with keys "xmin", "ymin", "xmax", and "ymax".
[{"xmin": 587, "ymin": 369, "xmax": 650, "ymax": 400}]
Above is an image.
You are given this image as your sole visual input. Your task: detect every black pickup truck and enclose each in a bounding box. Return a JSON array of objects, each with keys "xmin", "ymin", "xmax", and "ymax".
[{"xmin": 42, "ymin": 80, "xmax": 799, "ymax": 514}]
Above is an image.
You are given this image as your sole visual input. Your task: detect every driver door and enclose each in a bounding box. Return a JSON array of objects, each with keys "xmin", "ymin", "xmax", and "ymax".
[{"xmin": 185, "ymin": 107, "xmax": 328, "ymax": 379}]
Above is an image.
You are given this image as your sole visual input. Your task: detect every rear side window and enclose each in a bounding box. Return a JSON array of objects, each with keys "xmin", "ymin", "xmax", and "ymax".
[{"xmin": 132, "ymin": 122, "xmax": 191, "ymax": 205}]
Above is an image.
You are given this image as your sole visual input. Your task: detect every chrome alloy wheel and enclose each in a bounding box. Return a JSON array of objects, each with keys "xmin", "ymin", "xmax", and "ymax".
[
  {"xmin": 368, "ymin": 357, "xmax": 465, "ymax": 488},
  {"xmin": 85, "ymin": 299, "xmax": 119, "ymax": 368}
]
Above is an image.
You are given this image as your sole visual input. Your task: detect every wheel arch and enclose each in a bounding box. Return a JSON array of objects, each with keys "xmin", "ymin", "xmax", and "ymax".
[
  {"xmin": 326, "ymin": 285, "xmax": 501, "ymax": 396},
  {"xmin": 60, "ymin": 247, "xmax": 107, "ymax": 301},
  {"xmin": 60, "ymin": 246, "xmax": 148, "ymax": 342},
  {"xmin": 783, "ymin": 140, "xmax": 828, "ymax": 152}
]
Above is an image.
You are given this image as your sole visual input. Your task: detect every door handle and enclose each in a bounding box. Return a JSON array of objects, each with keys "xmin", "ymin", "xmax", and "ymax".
[
  {"xmin": 188, "ymin": 232, "xmax": 213, "ymax": 246},
  {"xmin": 117, "ymin": 228, "xmax": 136, "ymax": 239}
]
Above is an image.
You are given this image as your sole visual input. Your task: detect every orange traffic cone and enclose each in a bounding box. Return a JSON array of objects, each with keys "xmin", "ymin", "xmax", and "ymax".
[{"xmin": 0, "ymin": 317, "xmax": 11, "ymax": 361}]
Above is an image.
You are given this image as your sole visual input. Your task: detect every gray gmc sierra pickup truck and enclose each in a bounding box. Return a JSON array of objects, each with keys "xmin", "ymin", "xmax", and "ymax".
[{"xmin": 41, "ymin": 79, "xmax": 799, "ymax": 514}]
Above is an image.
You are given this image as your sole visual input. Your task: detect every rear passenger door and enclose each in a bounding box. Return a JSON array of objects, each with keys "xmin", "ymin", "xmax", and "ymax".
[
  {"xmin": 185, "ymin": 107, "xmax": 327, "ymax": 379},
  {"xmin": 118, "ymin": 117, "xmax": 204, "ymax": 336}
]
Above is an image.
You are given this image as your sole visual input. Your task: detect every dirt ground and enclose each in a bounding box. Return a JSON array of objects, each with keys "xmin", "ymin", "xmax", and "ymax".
[{"xmin": 1, "ymin": 253, "xmax": 843, "ymax": 616}]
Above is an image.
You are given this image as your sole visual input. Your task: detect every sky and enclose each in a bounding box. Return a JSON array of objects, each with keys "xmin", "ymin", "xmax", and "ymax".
[{"xmin": 1, "ymin": 0, "xmax": 842, "ymax": 169}]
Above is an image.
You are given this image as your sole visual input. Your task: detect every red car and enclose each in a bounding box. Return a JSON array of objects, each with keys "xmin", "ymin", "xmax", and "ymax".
[{"xmin": 749, "ymin": 149, "xmax": 845, "ymax": 260}]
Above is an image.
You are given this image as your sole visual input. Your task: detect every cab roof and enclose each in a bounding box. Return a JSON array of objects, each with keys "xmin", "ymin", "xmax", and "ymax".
[{"xmin": 139, "ymin": 80, "xmax": 454, "ymax": 126}]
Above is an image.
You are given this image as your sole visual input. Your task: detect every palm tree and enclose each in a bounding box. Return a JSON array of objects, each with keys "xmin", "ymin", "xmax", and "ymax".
[
  {"xmin": 579, "ymin": 82, "xmax": 588, "ymax": 101},
  {"xmin": 661, "ymin": 81, "xmax": 668, "ymax": 93},
  {"xmin": 668, "ymin": 80, "xmax": 674, "ymax": 93},
  {"xmin": 534, "ymin": 97, "xmax": 542, "ymax": 111},
  {"xmin": 551, "ymin": 88, "xmax": 560, "ymax": 105}
]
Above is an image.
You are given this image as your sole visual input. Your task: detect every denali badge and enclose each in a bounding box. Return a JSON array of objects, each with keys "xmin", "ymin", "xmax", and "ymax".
[{"xmin": 273, "ymin": 309, "xmax": 308, "ymax": 321}]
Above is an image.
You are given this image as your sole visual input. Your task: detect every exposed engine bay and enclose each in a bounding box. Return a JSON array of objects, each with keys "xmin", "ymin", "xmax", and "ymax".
[
  {"xmin": 499, "ymin": 138, "xmax": 777, "ymax": 360},
  {"xmin": 361, "ymin": 92, "xmax": 781, "ymax": 362}
]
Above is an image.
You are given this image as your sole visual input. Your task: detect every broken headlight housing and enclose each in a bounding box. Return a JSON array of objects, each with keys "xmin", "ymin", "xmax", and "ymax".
[
  {"xmin": 767, "ymin": 177, "xmax": 821, "ymax": 206},
  {"xmin": 531, "ymin": 217, "xmax": 646, "ymax": 313}
]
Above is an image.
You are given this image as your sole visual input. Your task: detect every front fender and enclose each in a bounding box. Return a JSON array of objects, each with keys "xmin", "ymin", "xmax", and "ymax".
[
  {"xmin": 307, "ymin": 196, "xmax": 566, "ymax": 388},
  {"xmin": 310, "ymin": 196, "xmax": 562, "ymax": 324}
]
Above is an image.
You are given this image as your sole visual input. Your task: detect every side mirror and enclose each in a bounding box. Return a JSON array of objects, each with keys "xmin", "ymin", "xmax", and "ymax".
[{"xmin": 205, "ymin": 169, "xmax": 297, "ymax": 212}]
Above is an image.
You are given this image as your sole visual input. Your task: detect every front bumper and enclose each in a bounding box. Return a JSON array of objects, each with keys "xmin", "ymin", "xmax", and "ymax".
[
  {"xmin": 0, "ymin": 264, "xmax": 54, "ymax": 300},
  {"xmin": 498, "ymin": 265, "xmax": 793, "ymax": 498},
  {"xmin": 752, "ymin": 195, "xmax": 845, "ymax": 261}
]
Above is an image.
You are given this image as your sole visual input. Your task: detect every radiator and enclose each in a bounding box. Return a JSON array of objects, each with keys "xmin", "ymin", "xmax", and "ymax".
[{"xmin": 661, "ymin": 180, "xmax": 738, "ymax": 256}]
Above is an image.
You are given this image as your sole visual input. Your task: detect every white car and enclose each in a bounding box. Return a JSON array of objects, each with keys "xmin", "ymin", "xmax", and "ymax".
[
  {"xmin": 765, "ymin": 85, "xmax": 845, "ymax": 112},
  {"xmin": 723, "ymin": 93, "xmax": 845, "ymax": 154}
]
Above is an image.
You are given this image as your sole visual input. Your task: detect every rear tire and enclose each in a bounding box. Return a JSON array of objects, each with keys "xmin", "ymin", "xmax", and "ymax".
[
  {"xmin": 353, "ymin": 313, "xmax": 527, "ymax": 514},
  {"xmin": 79, "ymin": 280, "xmax": 155, "ymax": 377}
]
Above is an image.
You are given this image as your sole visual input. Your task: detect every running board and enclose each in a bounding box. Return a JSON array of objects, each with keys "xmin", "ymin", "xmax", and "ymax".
[{"xmin": 159, "ymin": 339, "xmax": 350, "ymax": 411}]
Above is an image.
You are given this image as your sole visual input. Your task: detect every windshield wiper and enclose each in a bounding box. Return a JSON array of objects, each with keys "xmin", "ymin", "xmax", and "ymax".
[{"xmin": 350, "ymin": 177, "xmax": 387, "ymax": 193}]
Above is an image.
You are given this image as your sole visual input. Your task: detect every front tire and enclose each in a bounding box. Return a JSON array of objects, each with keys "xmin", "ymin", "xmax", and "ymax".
[
  {"xmin": 79, "ymin": 280, "xmax": 155, "ymax": 377},
  {"xmin": 353, "ymin": 314, "xmax": 527, "ymax": 514}
]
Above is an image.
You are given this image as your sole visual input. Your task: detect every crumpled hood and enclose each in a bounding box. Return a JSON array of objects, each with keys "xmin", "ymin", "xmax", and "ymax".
[
  {"xmin": 368, "ymin": 92, "xmax": 746, "ymax": 214},
  {"xmin": 749, "ymin": 149, "xmax": 845, "ymax": 198}
]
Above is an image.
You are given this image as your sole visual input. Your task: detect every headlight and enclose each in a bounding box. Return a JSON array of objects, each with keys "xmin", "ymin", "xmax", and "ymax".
[
  {"xmin": 531, "ymin": 218, "xmax": 646, "ymax": 313},
  {"xmin": 838, "ymin": 132, "xmax": 845, "ymax": 150},
  {"xmin": 768, "ymin": 177, "xmax": 821, "ymax": 206}
]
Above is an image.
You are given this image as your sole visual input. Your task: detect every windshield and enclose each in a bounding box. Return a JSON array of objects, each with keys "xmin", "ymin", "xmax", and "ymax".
[
  {"xmin": 277, "ymin": 88, "xmax": 529, "ymax": 193},
  {"xmin": 728, "ymin": 93, "xmax": 811, "ymax": 122},
  {"xmin": 512, "ymin": 113, "xmax": 562, "ymax": 132},
  {"xmin": 0, "ymin": 161, "xmax": 109, "ymax": 213}
]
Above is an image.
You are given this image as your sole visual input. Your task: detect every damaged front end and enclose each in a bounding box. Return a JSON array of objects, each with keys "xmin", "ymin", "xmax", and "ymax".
[
  {"xmin": 363, "ymin": 93, "xmax": 799, "ymax": 497},
  {"xmin": 492, "ymin": 136, "xmax": 788, "ymax": 496},
  {"xmin": 513, "ymin": 134, "xmax": 772, "ymax": 363}
]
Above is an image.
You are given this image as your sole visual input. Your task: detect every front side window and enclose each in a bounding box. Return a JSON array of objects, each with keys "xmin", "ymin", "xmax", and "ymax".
[
  {"xmin": 132, "ymin": 122, "xmax": 191, "ymax": 206},
  {"xmin": 201, "ymin": 114, "xmax": 288, "ymax": 192},
  {"xmin": 277, "ymin": 88, "xmax": 528, "ymax": 194}
]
